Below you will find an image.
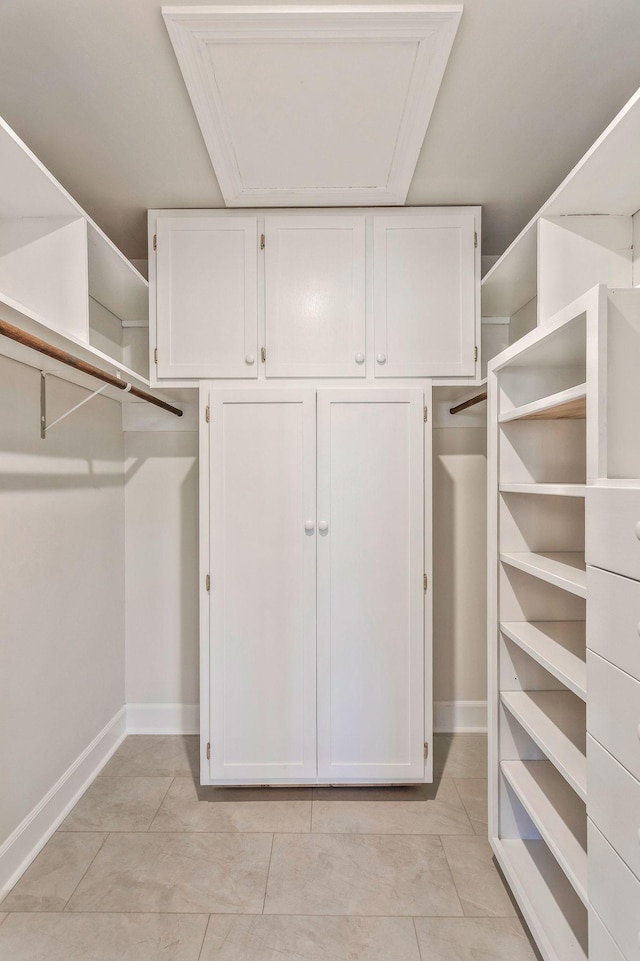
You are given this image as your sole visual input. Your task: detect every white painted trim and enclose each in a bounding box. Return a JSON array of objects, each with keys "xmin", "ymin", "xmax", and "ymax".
[
  {"xmin": 0, "ymin": 706, "xmax": 126, "ymax": 900},
  {"xmin": 126, "ymin": 703, "xmax": 199, "ymax": 735},
  {"xmin": 434, "ymin": 700, "xmax": 488, "ymax": 733}
]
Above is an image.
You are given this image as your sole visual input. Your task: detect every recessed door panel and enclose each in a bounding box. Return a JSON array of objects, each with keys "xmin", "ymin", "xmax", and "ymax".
[
  {"xmin": 157, "ymin": 217, "xmax": 258, "ymax": 378},
  {"xmin": 265, "ymin": 216, "xmax": 366, "ymax": 377},
  {"xmin": 316, "ymin": 390, "xmax": 425, "ymax": 779},
  {"xmin": 208, "ymin": 391, "xmax": 316, "ymax": 780}
]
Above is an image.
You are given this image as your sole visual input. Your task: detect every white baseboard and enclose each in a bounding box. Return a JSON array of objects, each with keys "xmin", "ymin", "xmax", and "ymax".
[
  {"xmin": 0, "ymin": 706, "xmax": 126, "ymax": 899},
  {"xmin": 435, "ymin": 700, "xmax": 487, "ymax": 733},
  {"xmin": 126, "ymin": 703, "xmax": 199, "ymax": 735}
]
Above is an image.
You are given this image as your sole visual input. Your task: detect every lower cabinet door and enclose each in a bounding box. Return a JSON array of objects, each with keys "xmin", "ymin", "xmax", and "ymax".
[
  {"xmin": 208, "ymin": 391, "xmax": 317, "ymax": 781},
  {"xmin": 316, "ymin": 390, "xmax": 425, "ymax": 780}
]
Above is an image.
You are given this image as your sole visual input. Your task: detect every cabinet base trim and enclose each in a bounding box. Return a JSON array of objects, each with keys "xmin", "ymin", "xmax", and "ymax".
[{"xmin": 435, "ymin": 700, "xmax": 487, "ymax": 733}]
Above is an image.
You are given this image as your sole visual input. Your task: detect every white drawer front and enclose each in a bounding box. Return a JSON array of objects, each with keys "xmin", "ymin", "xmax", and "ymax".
[
  {"xmin": 588, "ymin": 735, "xmax": 640, "ymax": 882},
  {"xmin": 587, "ymin": 487, "xmax": 640, "ymax": 580},
  {"xmin": 589, "ymin": 911, "xmax": 628, "ymax": 961},
  {"xmin": 588, "ymin": 566, "xmax": 640, "ymax": 682},
  {"xmin": 589, "ymin": 821, "xmax": 640, "ymax": 961},
  {"xmin": 587, "ymin": 652, "xmax": 640, "ymax": 783}
]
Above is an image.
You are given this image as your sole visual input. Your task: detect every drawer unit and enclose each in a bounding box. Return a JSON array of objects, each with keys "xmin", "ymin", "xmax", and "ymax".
[
  {"xmin": 587, "ymin": 566, "xmax": 640, "ymax": 681},
  {"xmin": 589, "ymin": 911, "xmax": 628, "ymax": 961},
  {"xmin": 589, "ymin": 821, "xmax": 640, "ymax": 961},
  {"xmin": 588, "ymin": 735, "xmax": 640, "ymax": 881},
  {"xmin": 586, "ymin": 487, "xmax": 640, "ymax": 581},
  {"xmin": 587, "ymin": 652, "xmax": 640, "ymax": 783}
]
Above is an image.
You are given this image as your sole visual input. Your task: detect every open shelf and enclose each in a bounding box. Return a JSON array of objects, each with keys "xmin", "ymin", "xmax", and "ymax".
[
  {"xmin": 499, "ymin": 483, "xmax": 586, "ymax": 498},
  {"xmin": 500, "ymin": 552, "xmax": 586, "ymax": 598},
  {"xmin": 499, "ymin": 384, "xmax": 586, "ymax": 423},
  {"xmin": 500, "ymin": 622, "xmax": 586, "ymax": 700},
  {"xmin": 501, "ymin": 690, "xmax": 586, "ymax": 801},
  {"xmin": 501, "ymin": 759, "xmax": 587, "ymax": 906},
  {"xmin": 492, "ymin": 838, "xmax": 588, "ymax": 961}
]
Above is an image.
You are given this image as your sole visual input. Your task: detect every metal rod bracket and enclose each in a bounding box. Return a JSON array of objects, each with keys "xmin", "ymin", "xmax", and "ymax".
[{"xmin": 40, "ymin": 372, "xmax": 109, "ymax": 439}]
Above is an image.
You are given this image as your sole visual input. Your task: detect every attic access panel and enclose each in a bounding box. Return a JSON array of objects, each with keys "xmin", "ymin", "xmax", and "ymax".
[{"xmin": 163, "ymin": 5, "xmax": 462, "ymax": 206}]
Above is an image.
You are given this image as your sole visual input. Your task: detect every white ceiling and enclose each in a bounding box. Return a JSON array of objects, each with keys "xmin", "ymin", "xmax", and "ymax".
[{"xmin": 1, "ymin": 0, "xmax": 640, "ymax": 262}]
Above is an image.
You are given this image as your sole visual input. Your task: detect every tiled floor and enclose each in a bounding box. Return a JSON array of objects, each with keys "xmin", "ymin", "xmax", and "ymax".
[{"xmin": 0, "ymin": 734, "xmax": 541, "ymax": 960}]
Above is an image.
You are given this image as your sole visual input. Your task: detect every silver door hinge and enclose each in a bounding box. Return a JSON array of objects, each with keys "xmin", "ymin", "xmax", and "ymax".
[
  {"xmin": 153, "ymin": 234, "xmax": 157, "ymax": 251},
  {"xmin": 424, "ymin": 405, "xmax": 428, "ymax": 423},
  {"xmin": 423, "ymin": 574, "xmax": 428, "ymax": 593},
  {"xmin": 205, "ymin": 405, "xmax": 210, "ymax": 423},
  {"xmin": 424, "ymin": 742, "xmax": 429, "ymax": 760},
  {"xmin": 206, "ymin": 742, "xmax": 210, "ymax": 761},
  {"xmin": 474, "ymin": 231, "xmax": 478, "ymax": 248},
  {"xmin": 261, "ymin": 347, "xmax": 266, "ymax": 363},
  {"xmin": 154, "ymin": 347, "xmax": 158, "ymax": 364},
  {"xmin": 474, "ymin": 346, "xmax": 478, "ymax": 362},
  {"xmin": 260, "ymin": 233, "xmax": 265, "ymax": 250},
  {"xmin": 205, "ymin": 574, "xmax": 210, "ymax": 592}
]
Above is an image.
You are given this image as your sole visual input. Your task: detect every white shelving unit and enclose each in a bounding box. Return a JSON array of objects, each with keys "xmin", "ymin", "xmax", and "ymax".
[
  {"xmin": 488, "ymin": 283, "xmax": 640, "ymax": 961},
  {"xmin": 0, "ymin": 114, "xmax": 159, "ymax": 404}
]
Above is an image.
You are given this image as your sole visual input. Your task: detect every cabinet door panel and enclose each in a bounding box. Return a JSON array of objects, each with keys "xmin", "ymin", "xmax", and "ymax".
[
  {"xmin": 265, "ymin": 216, "xmax": 366, "ymax": 377},
  {"xmin": 157, "ymin": 218, "xmax": 257, "ymax": 378},
  {"xmin": 208, "ymin": 392, "xmax": 316, "ymax": 781},
  {"xmin": 373, "ymin": 213, "xmax": 476, "ymax": 377},
  {"xmin": 316, "ymin": 390, "xmax": 425, "ymax": 780}
]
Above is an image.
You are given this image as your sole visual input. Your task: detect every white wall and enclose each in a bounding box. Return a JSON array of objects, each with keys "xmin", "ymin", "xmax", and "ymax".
[
  {"xmin": 432, "ymin": 424, "xmax": 488, "ymax": 730},
  {"xmin": 0, "ymin": 355, "xmax": 125, "ymax": 847},
  {"xmin": 124, "ymin": 431, "xmax": 199, "ymax": 729}
]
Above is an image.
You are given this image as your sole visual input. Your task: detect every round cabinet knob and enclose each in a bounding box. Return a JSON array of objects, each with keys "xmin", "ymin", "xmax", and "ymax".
[
  {"xmin": 245, "ymin": 353, "xmax": 255, "ymax": 365},
  {"xmin": 376, "ymin": 353, "xmax": 386, "ymax": 365},
  {"xmin": 318, "ymin": 520, "xmax": 329, "ymax": 533},
  {"xmin": 635, "ymin": 521, "xmax": 640, "ymax": 541},
  {"xmin": 304, "ymin": 520, "xmax": 315, "ymax": 533},
  {"xmin": 354, "ymin": 352, "xmax": 365, "ymax": 364}
]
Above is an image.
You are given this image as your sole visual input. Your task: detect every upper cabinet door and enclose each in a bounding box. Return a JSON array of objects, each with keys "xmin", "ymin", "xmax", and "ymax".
[
  {"xmin": 373, "ymin": 213, "xmax": 477, "ymax": 377},
  {"xmin": 265, "ymin": 216, "xmax": 366, "ymax": 377},
  {"xmin": 156, "ymin": 217, "xmax": 258, "ymax": 379}
]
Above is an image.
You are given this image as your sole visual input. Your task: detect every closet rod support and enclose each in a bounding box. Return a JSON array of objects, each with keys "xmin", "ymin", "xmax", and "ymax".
[
  {"xmin": 0, "ymin": 316, "xmax": 183, "ymax": 418},
  {"xmin": 40, "ymin": 372, "xmax": 109, "ymax": 439},
  {"xmin": 449, "ymin": 389, "xmax": 488, "ymax": 415}
]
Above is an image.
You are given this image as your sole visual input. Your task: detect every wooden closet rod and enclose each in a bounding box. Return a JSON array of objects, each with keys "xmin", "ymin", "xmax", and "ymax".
[
  {"xmin": 0, "ymin": 317, "xmax": 183, "ymax": 417},
  {"xmin": 449, "ymin": 389, "xmax": 488, "ymax": 415}
]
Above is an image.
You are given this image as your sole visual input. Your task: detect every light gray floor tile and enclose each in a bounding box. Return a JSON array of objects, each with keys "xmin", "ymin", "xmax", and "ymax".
[
  {"xmin": 454, "ymin": 779, "xmax": 488, "ymax": 835},
  {"xmin": 312, "ymin": 780, "xmax": 473, "ymax": 835},
  {"xmin": 434, "ymin": 735, "xmax": 488, "ymax": 779},
  {"xmin": 59, "ymin": 777, "xmax": 172, "ymax": 832},
  {"xmin": 201, "ymin": 915, "xmax": 421, "ymax": 960},
  {"xmin": 66, "ymin": 832, "xmax": 272, "ymax": 914},
  {"xmin": 441, "ymin": 836, "xmax": 517, "ymax": 917},
  {"xmin": 0, "ymin": 833, "xmax": 107, "ymax": 912},
  {"xmin": 0, "ymin": 912, "xmax": 208, "ymax": 960},
  {"xmin": 264, "ymin": 833, "xmax": 463, "ymax": 917},
  {"xmin": 150, "ymin": 778, "xmax": 311, "ymax": 833},
  {"xmin": 198, "ymin": 786, "xmax": 313, "ymax": 802},
  {"xmin": 100, "ymin": 735, "xmax": 198, "ymax": 777},
  {"xmin": 313, "ymin": 782, "xmax": 447, "ymax": 801},
  {"xmin": 414, "ymin": 917, "xmax": 540, "ymax": 960}
]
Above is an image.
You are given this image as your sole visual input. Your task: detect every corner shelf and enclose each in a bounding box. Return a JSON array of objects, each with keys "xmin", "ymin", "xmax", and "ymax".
[
  {"xmin": 501, "ymin": 691, "xmax": 587, "ymax": 802},
  {"xmin": 500, "ymin": 552, "xmax": 586, "ymax": 598},
  {"xmin": 499, "ymin": 483, "xmax": 586, "ymax": 498},
  {"xmin": 500, "ymin": 621, "xmax": 586, "ymax": 700}
]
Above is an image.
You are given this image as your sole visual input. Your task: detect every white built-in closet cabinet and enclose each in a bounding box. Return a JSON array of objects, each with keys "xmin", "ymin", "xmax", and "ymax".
[{"xmin": 149, "ymin": 205, "xmax": 481, "ymax": 785}]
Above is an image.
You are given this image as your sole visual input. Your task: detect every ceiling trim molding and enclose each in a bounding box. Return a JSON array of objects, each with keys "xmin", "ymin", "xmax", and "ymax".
[{"xmin": 163, "ymin": 4, "xmax": 462, "ymax": 207}]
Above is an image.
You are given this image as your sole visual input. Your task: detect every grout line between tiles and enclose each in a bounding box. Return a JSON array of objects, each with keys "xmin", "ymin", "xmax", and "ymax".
[
  {"xmin": 146, "ymin": 776, "xmax": 176, "ymax": 832},
  {"xmin": 435, "ymin": 834, "xmax": 466, "ymax": 918},
  {"xmin": 61, "ymin": 831, "xmax": 110, "ymax": 912},
  {"xmin": 0, "ymin": 909, "xmax": 523, "ymax": 917},
  {"xmin": 261, "ymin": 834, "xmax": 275, "ymax": 915},
  {"xmin": 412, "ymin": 916, "xmax": 424, "ymax": 961},
  {"xmin": 196, "ymin": 913, "xmax": 213, "ymax": 961}
]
